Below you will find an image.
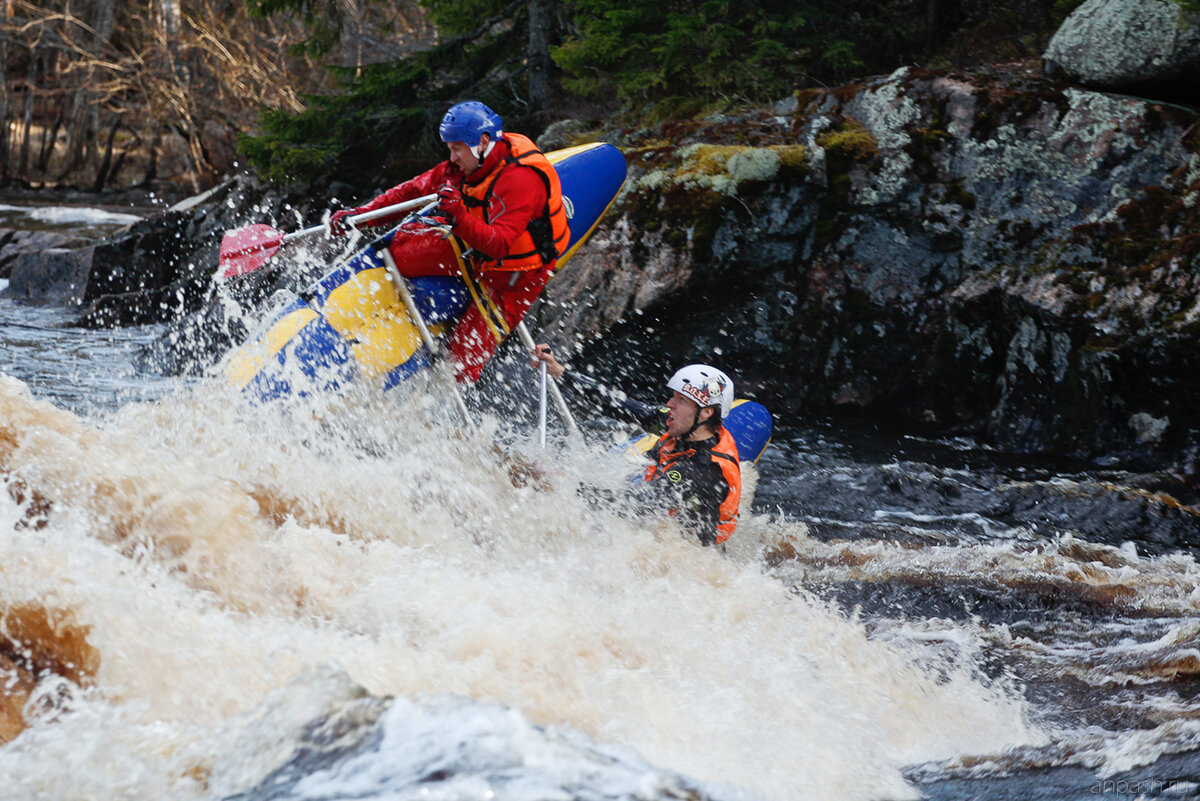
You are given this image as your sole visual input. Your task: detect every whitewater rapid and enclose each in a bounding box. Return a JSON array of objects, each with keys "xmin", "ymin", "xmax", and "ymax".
[
  {"xmin": 0, "ymin": 204, "xmax": 142, "ymax": 228},
  {"xmin": 0, "ymin": 367, "xmax": 1047, "ymax": 800}
]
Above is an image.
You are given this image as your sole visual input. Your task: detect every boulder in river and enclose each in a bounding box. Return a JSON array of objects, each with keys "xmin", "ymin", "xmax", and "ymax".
[{"xmin": 0, "ymin": 230, "xmax": 90, "ymax": 284}]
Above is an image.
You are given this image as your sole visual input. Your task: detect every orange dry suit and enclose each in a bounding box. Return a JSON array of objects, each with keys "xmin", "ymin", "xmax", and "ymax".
[{"xmin": 643, "ymin": 426, "xmax": 742, "ymax": 545}]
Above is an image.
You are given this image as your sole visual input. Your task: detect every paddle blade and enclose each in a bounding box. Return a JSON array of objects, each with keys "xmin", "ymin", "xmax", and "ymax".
[{"xmin": 218, "ymin": 224, "xmax": 285, "ymax": 279}]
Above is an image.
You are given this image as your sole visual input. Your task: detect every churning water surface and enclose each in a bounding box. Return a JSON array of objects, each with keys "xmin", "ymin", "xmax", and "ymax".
[{"xmin": 2, "ymin": 205, "xmax": 1200, "ymax": 801}]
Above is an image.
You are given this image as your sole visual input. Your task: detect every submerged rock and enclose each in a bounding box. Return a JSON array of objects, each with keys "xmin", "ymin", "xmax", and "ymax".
[
  {"xmin": 223, "ymin": 671, "xmax": 724, "ymax": 801},
  {"xmin": 760, "ymin": 455, "xmax": 1200, "ymax": 553}
]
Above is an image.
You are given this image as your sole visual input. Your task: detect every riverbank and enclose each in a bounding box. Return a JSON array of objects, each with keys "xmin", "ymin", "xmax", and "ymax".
[
  {"xmin": 0, "ymin": 182, "xmax": 193, "ymax": 214},
  {"xmin": 5, "ymin": 62, "xmax": 1200, "ymax": 470}
]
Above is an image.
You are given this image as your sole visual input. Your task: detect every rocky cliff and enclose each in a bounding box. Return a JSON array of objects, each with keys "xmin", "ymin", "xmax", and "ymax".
[
  {"xmin": 535, "ymin": 64, "xmax": 1200, "ymax": 462},
  {"xmin": 4, "ymin": 60, "xmax": 1199, "ymax": 466}
]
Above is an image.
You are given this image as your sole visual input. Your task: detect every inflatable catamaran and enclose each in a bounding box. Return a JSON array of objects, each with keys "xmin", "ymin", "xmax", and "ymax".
[
  {"xmin": 222, "ymin": 142, "xmax": 628, "ymax": 402},
  {"xmin": 218, "ymin": 140, "xmax": 772, "ymax": 460}
]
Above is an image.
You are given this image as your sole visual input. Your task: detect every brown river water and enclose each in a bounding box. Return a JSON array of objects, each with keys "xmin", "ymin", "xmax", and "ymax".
[{"xmin": 1, "ymin": 202, "xmax": 1198, "ymax": 800}]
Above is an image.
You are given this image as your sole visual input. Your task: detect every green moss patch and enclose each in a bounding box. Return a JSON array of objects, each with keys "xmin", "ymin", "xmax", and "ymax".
[{"xmin": 815, "ymin": 119, "xmax": 879, "ymax": 162}]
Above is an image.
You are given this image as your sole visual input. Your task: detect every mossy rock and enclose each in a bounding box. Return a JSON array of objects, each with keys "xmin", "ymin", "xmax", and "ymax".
[
  {"xmin": 815, "ymin": 119, "xmax": 879, "ymax": 162},
  {"xmin": 631, "ymin": 143, "xmax": 809, "ymax": 199}
]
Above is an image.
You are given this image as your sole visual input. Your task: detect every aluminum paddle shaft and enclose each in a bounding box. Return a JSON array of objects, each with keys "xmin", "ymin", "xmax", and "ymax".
[
  {"xmin": 515, "ymin": 321, "xmax": 579, "ymax": 437},
  {"xmin": 218, "ymin": 194, "xmax": 438, "ymax": 279}
]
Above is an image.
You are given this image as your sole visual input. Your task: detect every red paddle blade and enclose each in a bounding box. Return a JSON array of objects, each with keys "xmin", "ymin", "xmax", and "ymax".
[{"xmin": 218, "ymin": 224, "xmax": 285, "ymax": 279}]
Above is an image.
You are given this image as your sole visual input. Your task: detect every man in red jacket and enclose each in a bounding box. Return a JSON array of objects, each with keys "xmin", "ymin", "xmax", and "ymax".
[{"xmin": 329, "ymin": 101, "xmax": 569, "ymax": 382}]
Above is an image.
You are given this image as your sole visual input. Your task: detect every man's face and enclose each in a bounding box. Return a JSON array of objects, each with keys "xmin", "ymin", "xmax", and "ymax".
[
  {"xmin": 447, "ymin": 134, "xmax": 488, "ymax": 175},
  {"xmin": 665, "ymin": 391, "xmax": 704, "ymax": 439}
]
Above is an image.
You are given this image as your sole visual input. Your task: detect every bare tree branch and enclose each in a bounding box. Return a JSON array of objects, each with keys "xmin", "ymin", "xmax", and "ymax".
[{"xmin": 1, "ymin": 0, "xmax": 432, "ymax": 189}]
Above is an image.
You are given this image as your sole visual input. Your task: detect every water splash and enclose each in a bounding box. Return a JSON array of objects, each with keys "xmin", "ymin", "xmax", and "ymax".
[{"xmin": 0, "ymin": 372, "xmax": 1045, "ymax": 800}]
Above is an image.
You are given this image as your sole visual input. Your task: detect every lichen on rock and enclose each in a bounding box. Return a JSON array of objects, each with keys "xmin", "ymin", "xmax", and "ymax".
[
  {"xmin": 632, "ymin": 143, "xmax": 808, "ymax": 198},
  {"xmin": 1043, "ymin": 0, "xmax": 1200, "ymax": 103},
  {"xmin": 542, "ymin": 65, "xmax": 1200, "ymax": 461}
]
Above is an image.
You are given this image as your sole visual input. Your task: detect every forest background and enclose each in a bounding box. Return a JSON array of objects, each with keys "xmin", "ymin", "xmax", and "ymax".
[{"xmin": 0, "ymin": 0, "xmax": 1111, "ymax": 200}]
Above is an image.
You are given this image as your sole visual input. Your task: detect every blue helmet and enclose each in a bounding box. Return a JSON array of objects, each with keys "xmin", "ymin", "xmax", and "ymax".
[{"xmin": 439, "ymin": 101, "xmax": 503, "ymax": 147}]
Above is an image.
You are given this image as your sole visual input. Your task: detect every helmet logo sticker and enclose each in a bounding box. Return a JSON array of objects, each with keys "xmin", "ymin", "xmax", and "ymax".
[
  {"xmin": 679, "ymin": 374, "xmax": 726, "ymax": 408},
  {"xmin": 666, "ymin": 469, "xmax": 683, "ymax": 483}
]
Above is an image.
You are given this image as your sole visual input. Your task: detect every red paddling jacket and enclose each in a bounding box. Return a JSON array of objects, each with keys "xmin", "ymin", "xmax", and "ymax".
[
  {"xmin": 644, "ymin": 426, "xmax": 741, "ymax": 545},
  {"xmin": 354, "ymin": 133, "xmax": 568, "ymax": 273},
  {"xmin": 342, "ymin": 133, "xmax": 570, "ymax": 382},
  {"xmin": 460, "ymin": 132, "xmax": 570, "ymax": 271}
]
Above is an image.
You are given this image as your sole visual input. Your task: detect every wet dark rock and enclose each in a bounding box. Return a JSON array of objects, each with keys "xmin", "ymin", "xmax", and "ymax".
[
  {"xmin": 992, "ymin": 478, "xmax": 1200, "ymax": 551},
  {"xmin": 0, "ymin": 230, "xmax": 89, "ymax": 281},
  {"xmin": 3, "ymin": 246, "xmax": 95, "ymax": 305},
  {"xmin": 13, "ymin": 65, "xmax": 1200, "ymax": 467},
  {"xmin": 767, "ymin": 454, "xmax": 1200, "ymax": 553},
  {"xmin": 2, "ymin": 204, "xmax": 221, "ymax": 321},
  {"xmin": 537, "ymin": 66, "xmax": 1200, "ymax": 463},
  {"xmin": 912, "ymin": 743, "xmax": 1200, "ymax": 801},
  {"xmin": 1043, "ymin": 0, "xmax": 1200, "ymax": 106},
  {"xmin": 1, "ymin": 173, "xmax": 309, "ymax": 329}
]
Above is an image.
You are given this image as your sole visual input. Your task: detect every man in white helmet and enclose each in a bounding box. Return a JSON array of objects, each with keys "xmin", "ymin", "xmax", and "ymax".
[{"xmin": 531, "ymin": 345, "xmax": 742, "ymax": 546}]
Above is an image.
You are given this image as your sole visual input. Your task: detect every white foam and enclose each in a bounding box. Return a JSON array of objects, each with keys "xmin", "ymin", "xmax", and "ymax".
[
  {"xmin": 0, "ymin": 203, "xmax": 142, "ymax": 226},
  {"xmin": 0, "ymin": 375, "xmax": 1048, "ymax": 801}
]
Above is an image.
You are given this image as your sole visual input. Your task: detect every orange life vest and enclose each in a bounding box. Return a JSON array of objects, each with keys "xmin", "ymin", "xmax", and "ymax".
[
  {"xmin": 644, "ymin": 426, "xmax": 742, "ymax": 544},
  {"xmin": 462, "ymin": 133, "xmax": 570, "ymax": 272}
]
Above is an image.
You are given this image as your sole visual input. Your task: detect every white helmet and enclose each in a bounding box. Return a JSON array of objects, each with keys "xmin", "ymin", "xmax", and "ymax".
[{"xmin": 667, "ymin": 364, "xmax": 734, "ymax": 419}]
